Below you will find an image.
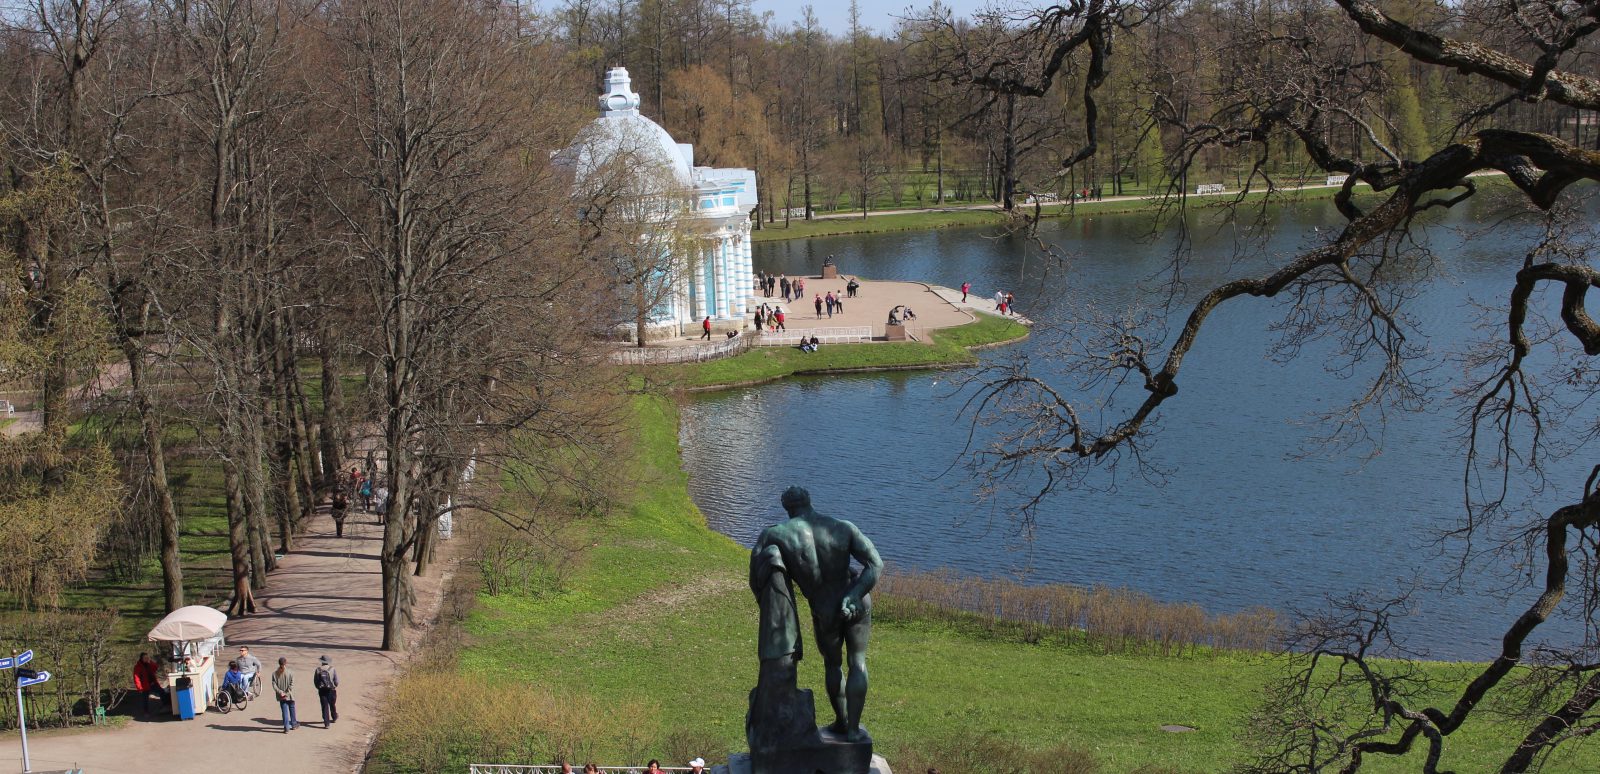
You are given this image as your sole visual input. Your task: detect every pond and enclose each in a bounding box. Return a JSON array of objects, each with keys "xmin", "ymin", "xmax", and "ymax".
[{"xmin": 679, "ymin": 195, "xmax": 1593, "ymax": 660}]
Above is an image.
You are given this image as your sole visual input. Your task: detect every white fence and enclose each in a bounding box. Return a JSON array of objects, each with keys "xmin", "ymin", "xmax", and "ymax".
[
  {"xmin": 1194, "ymin": 183, "xmax": 1226, "ymax": 195},
  {"xmin": 608, "ymin": 335, "xmax": 750, "ymax": 365},
  {"xmin": 469, "ymin": 767, "xmax": 697, "ymax": 774},
  {"xmin": 753, "ymin": 326, "xmax": 873, "ymax": 347}
]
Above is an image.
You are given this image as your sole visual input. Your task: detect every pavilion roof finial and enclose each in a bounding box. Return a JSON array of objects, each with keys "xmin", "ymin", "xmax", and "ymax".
[{"xmin": 599, "ymin": 67, "xmax": 641, "ymax": 117}]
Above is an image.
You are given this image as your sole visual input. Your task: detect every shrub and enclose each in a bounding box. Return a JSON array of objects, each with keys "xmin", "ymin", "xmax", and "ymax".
[
  {"xmin": 374, "ymin": 671, "xmax": 655, "ymax": 773},
  {"xmin": 0, "ymin": 609, "xmax": 124, "ymax": 729},
  {"xmin": 892, "ymin": 731, "xmax": 1100, "ymax": 774}
]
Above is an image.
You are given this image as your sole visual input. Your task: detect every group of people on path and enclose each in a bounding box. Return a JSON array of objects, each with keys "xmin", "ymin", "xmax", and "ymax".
[
  {"xmin": 753, "ymin": 303, "xmax": 786, "ymax": 333},
  {"xmin": 758, "ymin": 271, "xmax": 806, "ymax": 302},
  {"xmin": 256, "ymin": 652, "xmax": 340, "ymax": 733},
  {"xmin": 994, "ymin": 290, "xmax": 1017, "ymax": 316},
  {"xmin": 135, "ymin": 645, "xmax": 341, "ymax": 733},
  {"xmin": 956, "ymin": 281, "xmax": 1017, "ymax": 316},
  {"xmin": 331, "ymin": 464, "xmax": 388, "ymax": 537},
  {"xmin": 813, "ymin": 290, "xmax": 845, "ymax": 318}
]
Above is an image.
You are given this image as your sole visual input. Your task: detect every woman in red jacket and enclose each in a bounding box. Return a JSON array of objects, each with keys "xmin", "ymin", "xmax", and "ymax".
[{"xmin": 133, "ymin": 652, "xmax": 167, "ymax": 716}]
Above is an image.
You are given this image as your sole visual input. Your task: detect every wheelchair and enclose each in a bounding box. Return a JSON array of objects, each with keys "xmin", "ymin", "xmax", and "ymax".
[{"xmin": 214, "ymin": 679, "xmax": 250, "ymax": 713}]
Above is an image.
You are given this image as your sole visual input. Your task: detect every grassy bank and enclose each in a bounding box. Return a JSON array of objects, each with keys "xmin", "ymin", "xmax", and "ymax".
[
  {"xmin": 659, "ymin": 312, "xmax": 1028, "ymax": 390},
  {"xmin": 749, "ymin": 183, "xmax": 1373, "ymax": 243},
  {"xmin": 370, "ymin": 391, "xmax": 1569, "ymax": 773}
]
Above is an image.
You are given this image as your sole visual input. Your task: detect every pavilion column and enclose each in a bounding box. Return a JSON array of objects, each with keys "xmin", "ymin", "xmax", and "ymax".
[
  {"xmin": 688, "ymin": 255, "xmax": 700, "ymax": 321},
  {"xmin": 706, "ymin": 241, "xmax": 721, "ymax": 319},
  {"xmin": 740, "ymin": 228, "xmax": 754, "ymax": 312},
  {"xmin": 719, "ymin": 237, "xmax": 733, "ymax": 318},
  {"xmin": 692, "ymin": 250, "xmax": 708, "ymax": 322}
]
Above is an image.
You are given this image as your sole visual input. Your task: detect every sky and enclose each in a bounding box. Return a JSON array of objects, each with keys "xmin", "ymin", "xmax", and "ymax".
[{"xmin": 753, "ymin": 0, "xmax": 990, "ymax": 35}]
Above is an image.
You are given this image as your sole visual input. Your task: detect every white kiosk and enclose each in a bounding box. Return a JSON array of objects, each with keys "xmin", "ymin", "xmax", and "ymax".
[{"xmin": 147, "ymin": 605, "xmax": 227, "ymax": 718}]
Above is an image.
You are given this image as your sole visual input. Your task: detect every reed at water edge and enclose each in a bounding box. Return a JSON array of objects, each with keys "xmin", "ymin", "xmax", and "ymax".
[{"xmin": 875, "ymin": 568, "xmax": 1282, "ymax": 657}]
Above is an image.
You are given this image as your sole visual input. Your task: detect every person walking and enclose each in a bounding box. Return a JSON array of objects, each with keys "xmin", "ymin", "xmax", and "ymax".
[
  {"xmin": 754, "ymin": 306, "xmax": 765, "ymax": 332},
  {"xmin": 774, "ymin": 307, "xmax": 786, "ymax": 332},
  {"xmin": 374, "ymin": 483, "xmax": 389, "ymax": 525},
  {"xmin": 358, "ymin": 478, "xmax": 373, "ymax": 512},
  {"xmin": 994, "ymin": 290, "xmax": 1005, "ymax": 310},
  {"xmin": 272, "ymin": 657, "xmax": 298, "ymax": 732},
  {"xmin": 795, "ymin": 277, "xmax": 805, "ymax": 298},
  {"xmin": 961, "ymin": 281, "xmax": 970, "ymax": 303},
  {"xmin": 814, "ymin": 293, "xmax": 823, "ymax": 318},
  {"xmin": 313, "ymin": 655, "xmax": 339, "ymax": 727},
  {"xmin": 780, "ymin": 275, "xmax": 790, "ymax": 301},
  {"xmin": 1005, "ymin": 292, "xmax": 1016, "ymax": 316},
  {"xmin": 331, "ymin": 490, "xmax": 349, "ymax": 537},
  {"xmin": 701, "ymin": 316, "xmax": 712, "ymax": 341}
]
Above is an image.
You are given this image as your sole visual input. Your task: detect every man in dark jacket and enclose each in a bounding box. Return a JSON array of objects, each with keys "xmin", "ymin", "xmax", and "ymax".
[{"xmin": 313, "ymin": 655, "xmax": 340, "ymax": 727}]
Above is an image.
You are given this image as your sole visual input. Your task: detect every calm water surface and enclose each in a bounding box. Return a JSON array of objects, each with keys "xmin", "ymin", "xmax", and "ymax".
[{"xmin": 680, "ymin": 198, "xmax": 1593, "ymax": 660}]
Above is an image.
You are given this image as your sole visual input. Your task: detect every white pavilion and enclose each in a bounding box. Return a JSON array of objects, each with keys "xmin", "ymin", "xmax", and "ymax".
[{"xmin": 563, "ymin": 67, "xmax": 758, "ymax": 339}]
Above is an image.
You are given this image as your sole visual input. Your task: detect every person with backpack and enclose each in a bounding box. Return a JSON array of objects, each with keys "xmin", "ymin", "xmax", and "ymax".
[{"xmin": 313, "ymin": 655, "xmax": 339, "ymax": 727}]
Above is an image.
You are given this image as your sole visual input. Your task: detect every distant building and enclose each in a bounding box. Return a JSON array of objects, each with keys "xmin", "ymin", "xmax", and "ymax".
[{"xmin": 562, "ymin": 67, "xmax": 757, "ymax": 338}]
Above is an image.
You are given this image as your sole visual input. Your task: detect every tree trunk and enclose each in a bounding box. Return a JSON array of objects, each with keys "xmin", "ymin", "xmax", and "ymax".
[
  {"xmin": 318, "ymin": 327, "xmax": 343, "ymax": 493},
  {"xmin": 223, "ymin": 457, "xmax": 256, "ymax": 616},
  {"xmin": 125, "ymin": 339, "xmax": 183, "ymax": 613}
]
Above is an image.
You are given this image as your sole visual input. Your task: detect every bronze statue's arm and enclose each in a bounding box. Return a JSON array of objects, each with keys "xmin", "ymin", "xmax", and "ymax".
[
  {"xmin": 750, "ymin": 537, "xmax": 785, "ymax": 596},
  {"xmin": 841, "ymin": 526, "xmax": 883, "ymax": 621}
]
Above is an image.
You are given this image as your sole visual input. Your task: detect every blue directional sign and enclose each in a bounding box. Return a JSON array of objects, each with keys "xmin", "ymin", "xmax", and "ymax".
[
  {"xmin": 0, "ymin": 650, "xmax": 32, "ymax": 671},
  {"xmin": 17, "ymin": 670, "xmax": 49, "ymax": 687}
]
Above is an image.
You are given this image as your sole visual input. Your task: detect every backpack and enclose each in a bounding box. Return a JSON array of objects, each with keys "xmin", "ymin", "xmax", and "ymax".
[{"xmin": 314, "ymin": 666, "xmax": 333, "ymax": 690}]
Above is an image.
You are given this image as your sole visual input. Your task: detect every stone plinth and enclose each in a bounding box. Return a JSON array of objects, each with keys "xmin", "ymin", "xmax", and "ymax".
[
  {"xmin": 884, "ymin": 323, "xmax": 907, "ymax": 341},
  {"xmin": 717, "ymin": 747, "xmax": 891, "ymax": 774},
  {"xmin": 821, "ymin": 264, "xmax": 839, "ymax": 279}
]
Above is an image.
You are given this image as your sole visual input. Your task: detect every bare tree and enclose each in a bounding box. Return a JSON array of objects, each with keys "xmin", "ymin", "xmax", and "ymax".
[
  {"xmin": 952, "ymin": 2, "xmax": 1600, "ymax": 771},
  {"xmin": 327, "ymin": 0, "xmax": 619, "ymax": 651}
]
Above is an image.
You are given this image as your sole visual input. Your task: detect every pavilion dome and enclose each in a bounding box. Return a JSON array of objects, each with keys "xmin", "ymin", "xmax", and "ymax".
[{"xmin": 561, "ymin": 67, "xmax": 693, "ymax": 193}]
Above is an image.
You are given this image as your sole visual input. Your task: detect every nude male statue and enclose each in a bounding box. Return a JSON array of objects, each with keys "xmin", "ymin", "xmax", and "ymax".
[{"xmin": 751, "ymin": 486, "xmax": 883, "ymax": 742}]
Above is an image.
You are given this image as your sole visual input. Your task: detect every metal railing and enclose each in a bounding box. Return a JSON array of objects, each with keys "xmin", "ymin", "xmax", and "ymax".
[
  {"xmin": 753, "ymin": 326, "xmax": 873, "ymax": 347},
  {"xmin": 469, "ymin": 766, "xmax": 699, "ymax": 773},
  {"xmin": 609, "ymin": 334, "xmax": 750, "ymax": 365}
]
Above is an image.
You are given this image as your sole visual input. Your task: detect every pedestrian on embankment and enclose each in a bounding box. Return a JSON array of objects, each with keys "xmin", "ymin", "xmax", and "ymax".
[
  {"xmin": 273, "ymin": 657, "xmax": 298, "ymax": 732},
  {"xmin": 314, "ymin": 655, "xmax": 339, "ymax": 727},
  {"xmin": 331, "ymin": 490, "xmax": 348, "ymax": 538}
]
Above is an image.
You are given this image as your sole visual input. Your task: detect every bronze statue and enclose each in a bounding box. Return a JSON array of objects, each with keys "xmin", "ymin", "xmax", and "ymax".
[{"xmin": 746, "ymin": 486, "xmax": 883, "ymax": 773}]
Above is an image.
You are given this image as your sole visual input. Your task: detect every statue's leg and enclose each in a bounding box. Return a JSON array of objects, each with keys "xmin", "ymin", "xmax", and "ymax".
[
  {"xmin": 844, "ymin": 613, "xmax": 871, "ymax": 741},
  {"xmin": 817, "ymin": 626, "xmax": 847, "ymax": 732}
]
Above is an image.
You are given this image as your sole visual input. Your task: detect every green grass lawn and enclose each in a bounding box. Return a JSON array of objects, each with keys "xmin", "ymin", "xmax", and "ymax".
[
  {"xmin": 658, "ymin": 313, "xmax": 1028, "ymax": 389},
  {"xmin": 751, "ymin": 181, "xmax": 1389, "ymax": 243},
  {"xmin": 370, "ymin": 392, "xmax": 1576, "ymax": 773}
]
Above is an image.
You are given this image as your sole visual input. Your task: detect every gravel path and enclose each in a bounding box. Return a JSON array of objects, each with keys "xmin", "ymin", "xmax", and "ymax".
[{"xmin": 0, "ymin": 507, "xmax": 454, "ymax": 774}]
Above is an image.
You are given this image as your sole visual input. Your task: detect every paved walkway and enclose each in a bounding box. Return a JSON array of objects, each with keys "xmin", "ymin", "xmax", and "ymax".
[
  {"xmin": 0, "ymin": 508, "xmax": 451, "ymax": 774},
  {"xmin": 674, "ymin": 277, "xmax": 1030, "ymax": 347}
]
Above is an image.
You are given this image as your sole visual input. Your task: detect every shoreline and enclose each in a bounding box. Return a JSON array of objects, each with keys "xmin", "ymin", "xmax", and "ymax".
[
  {"xmin": 660, "ymin": 311, "xmax": 1030, "ymax": 392},
  {"xmin": 750, "ymin": 180, "xmax": 1366, "ymax": 243}
]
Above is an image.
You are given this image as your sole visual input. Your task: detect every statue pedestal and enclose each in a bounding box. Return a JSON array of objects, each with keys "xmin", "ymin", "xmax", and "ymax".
[
  {"xmin": 821, "ymin": 264, "xmax": 839, "ymax": 279},
  {"xmin": 884, "ymin": 323, "xmax": 907, "ymax": 341},
  {"xmin": 719, "ymin": 741, "xmax": 891, "ymax": 774}
]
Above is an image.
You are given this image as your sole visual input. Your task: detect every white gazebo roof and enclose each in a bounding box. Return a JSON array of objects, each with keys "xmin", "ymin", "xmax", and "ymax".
[
  {"xmin": 560, "ymin": 67, "xmax": 694, "ymax": 190},
  {"xmin": 147, "ymin": 605, "xmax": 227, "ymax": 642}
]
